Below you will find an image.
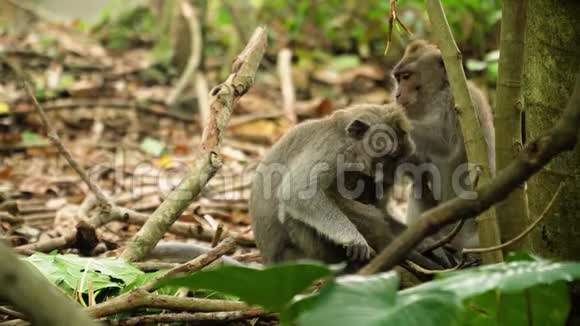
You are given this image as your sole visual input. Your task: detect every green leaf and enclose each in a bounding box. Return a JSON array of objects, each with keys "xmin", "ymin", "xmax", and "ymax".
[
  {"xmin": 155, "ymin": 263, "xmax": 332, "ymax": 312},
  {"xmin": 403, "ymin": 260, "xmax": 580, "ymax": 300},
  {"xmin": 25, "ymin": 253, "xmax": 143, "ymax": 295},
  {"xmin": 459, "ymin": 281, "xmax": 570, "ymax": 325},
  {"xmin": 140, "ymin": 137, "xmax": 165, "ymax": 157},
  {"xmin": 296, "ymin": 272, "xmax": 462, "ymax": 326}
]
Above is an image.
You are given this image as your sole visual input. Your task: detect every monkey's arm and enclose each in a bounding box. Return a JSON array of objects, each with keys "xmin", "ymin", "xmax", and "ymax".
[{"xmin": 277, "ymin": 165, "xmax": 373, "ymax": 261}]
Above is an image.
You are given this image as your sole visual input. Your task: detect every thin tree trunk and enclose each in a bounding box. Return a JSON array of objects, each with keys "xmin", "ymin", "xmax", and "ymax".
[
  {"xmin": 494, "ymin": 0, "xmax": 533, "ymax": 253},
  {"xmin": 426, "ymin": 0, "xmax": 503, "ymax": 264}
]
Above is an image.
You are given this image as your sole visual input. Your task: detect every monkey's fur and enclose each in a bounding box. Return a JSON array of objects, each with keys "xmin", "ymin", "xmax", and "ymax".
[
  {"xmin": 249, "ymin": 103, "xmax": 443, "ymax": 270},
  {"xmin": 393, "ymin": 40, "xmax": 495, "ymax": 249}
]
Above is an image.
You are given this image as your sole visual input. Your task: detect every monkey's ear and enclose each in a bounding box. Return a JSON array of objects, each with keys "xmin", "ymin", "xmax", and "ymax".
[{"xmin": 346, "ymin": 119, "xmax": 370, "ymax": 139}]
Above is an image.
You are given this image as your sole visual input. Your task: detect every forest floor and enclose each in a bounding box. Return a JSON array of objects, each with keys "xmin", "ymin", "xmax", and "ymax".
[{"xmin": 0, "ymin": 20, "xmax": 408, "ymax": 265}]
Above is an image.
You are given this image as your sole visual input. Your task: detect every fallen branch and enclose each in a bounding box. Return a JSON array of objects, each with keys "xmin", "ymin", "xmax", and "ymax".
[
  {"xmin": 121, "ymin": 26, "xmax": 267, "ymax": 262},
  {"xmin": 13, "ymin": 231, "xmax": 76, "ymax": 255},
  {"xmin": 85, "ymin": 289, "xmax": 248, "ymax": 319},
  {"xmin": 108, "ymin": 309, "xmax": 269, "ymax": 325},
  {"xmin": 359, "ymin": 73, "xmax": 580, "ymax": 275}
]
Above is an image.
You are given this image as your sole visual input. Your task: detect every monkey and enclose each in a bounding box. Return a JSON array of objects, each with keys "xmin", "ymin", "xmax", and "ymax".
[
  {"xmin": 249, "ymin": 103, "xmax": 445, "ymax": 270},
  {"xmin": 392, "ymin": 40, "xmax": 496, "ymax": 251}
]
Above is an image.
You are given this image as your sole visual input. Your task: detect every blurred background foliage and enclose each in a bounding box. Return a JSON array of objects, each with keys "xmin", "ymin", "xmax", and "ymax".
[{"xmin": 3, "ymin": 0, "xmax": 501, "ymax": 83}]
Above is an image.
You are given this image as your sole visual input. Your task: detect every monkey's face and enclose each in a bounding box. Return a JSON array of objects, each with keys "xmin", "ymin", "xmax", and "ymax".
[
  {"xmin": 394, "ymin": 67, "xmax": 421, "ymax": 116},
  {"xmin": 393, "ymin": 46, "xmax": 448, "ymax": 120}
]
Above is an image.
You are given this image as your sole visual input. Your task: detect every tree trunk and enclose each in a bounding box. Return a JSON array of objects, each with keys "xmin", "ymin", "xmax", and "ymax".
[
  {"xmin": 494, "ymin": 0, "xmax": 533, "ymax": 253},
  {"xmin": 524, "ymin": 0, "xmax": 580, "ymax": 260},
  {"xmin": 524, "ymin": 1, "xmax": 580, "ymax": 321}
]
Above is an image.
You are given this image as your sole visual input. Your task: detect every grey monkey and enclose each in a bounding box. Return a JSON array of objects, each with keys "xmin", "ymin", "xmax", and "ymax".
[
  {"xmin": 249, "ymin": 103, "xmax": 444, "ymax": 269},
  {"xmin": 393, "ymin": 40, "xmax": 496, "ymax": 250}
]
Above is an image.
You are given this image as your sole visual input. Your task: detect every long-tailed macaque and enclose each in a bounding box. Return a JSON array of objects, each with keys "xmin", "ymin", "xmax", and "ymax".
[
  {"xmin": 249, "ymin": 103, "xmax": 444, "ymax": 270},
  {"xmin": 393, "ymin": 40, "xmax": 495, "ymax": 250}
]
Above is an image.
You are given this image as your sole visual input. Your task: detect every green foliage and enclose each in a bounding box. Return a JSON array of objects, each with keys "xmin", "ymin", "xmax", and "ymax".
[
  {"xmin": 254, "ymin": 0, "xmax": 501, "ymax": 57},
  {"xmin": 294, "ymin": 273, "xmax": 461, "ymax": 326},
  {"xmin": 157, "ymin": 256, "xmax": 580, "ymax": 325},
  {"xmin": 23, "ymin": 251, "xmax": 580, "ymax": 325},
  {"xmin": 25, "ymin": 253, "xmax": 143, "ymax": 297},
  {"xmin": 90, "ymin": 4, "xmax": 158, "ymax": 50},
  {"xmin": 155, "ymin": 263, "xmax": 334, "ymax": 312}
]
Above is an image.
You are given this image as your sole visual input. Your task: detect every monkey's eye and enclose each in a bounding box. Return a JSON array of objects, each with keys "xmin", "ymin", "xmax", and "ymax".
[
  {"xmin": 415, "ymin": 85, "xmax": 421, "ymax": 91},
  {"xmin": 401, "ymin": 73, "xmax": 411, "ymax": 80}
]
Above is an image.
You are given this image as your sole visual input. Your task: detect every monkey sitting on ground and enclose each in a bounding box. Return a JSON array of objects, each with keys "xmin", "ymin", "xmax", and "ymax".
[
  {"xmin": 249, "ymin": 103, "xmax": 444, "ymax": 270},
  {"xmin": 393, "ymin": 40, "xmax": 496, "ymax": 251}
]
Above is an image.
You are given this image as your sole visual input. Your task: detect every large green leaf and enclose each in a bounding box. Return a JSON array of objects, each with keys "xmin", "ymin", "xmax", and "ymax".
[
  {"xmin": 25, "ymin": 253, "xmax": 143, "ymax": 294},
  {"xmin": 402, "ymin": 259, "xmax": 580, "ymax": 326},
  {"xmin": 155, "ymin": 262, "xmax": 333, "ymax": 312},
  {"xmin": 458, "ymin": 281, "xmax": 570, "ymax": 326},
  {"xmin": 296, "ymin": 272, "xmax": 462, "ymax": 326},
  {"xmin": 403, "ymin": 260, "xmax": 580, "ymax": 300}
]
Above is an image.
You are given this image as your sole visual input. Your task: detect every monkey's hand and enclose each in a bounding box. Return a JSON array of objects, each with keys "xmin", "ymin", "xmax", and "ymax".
[{"xmin": 343, "ymin": 234, "xmax": 375, "ymax": 261}]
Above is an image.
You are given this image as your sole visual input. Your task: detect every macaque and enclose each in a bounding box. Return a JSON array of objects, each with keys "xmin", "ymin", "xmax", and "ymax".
[
  {"xmin": 249, "ymin": 103, "xmax": 443, "ymax": 270},
  {"xmin": 393, "ymin": 40, "xmax": 495, "ymax": 250}
]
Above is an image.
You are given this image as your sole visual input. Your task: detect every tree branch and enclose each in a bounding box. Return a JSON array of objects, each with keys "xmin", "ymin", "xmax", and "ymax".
[{"xmin": 108, "ymin": 309, "xmax": 268, "ymax": 325}]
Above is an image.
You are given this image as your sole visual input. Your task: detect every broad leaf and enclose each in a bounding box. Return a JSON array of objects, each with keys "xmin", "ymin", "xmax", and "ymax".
[
  {"xmin": 297, "ymin": 272, "xmax": 462, "ymax": 326},
  {"xmin": 156, "ymin": 262, "xmax": 333, "ymax": 312},
  {"xmin": 403, "ymin": 260, "xmax": 580, "ymax": 300},
  {"xmin": 26, "ymin": 253, "xmax": 143, "ymax": 294}
]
